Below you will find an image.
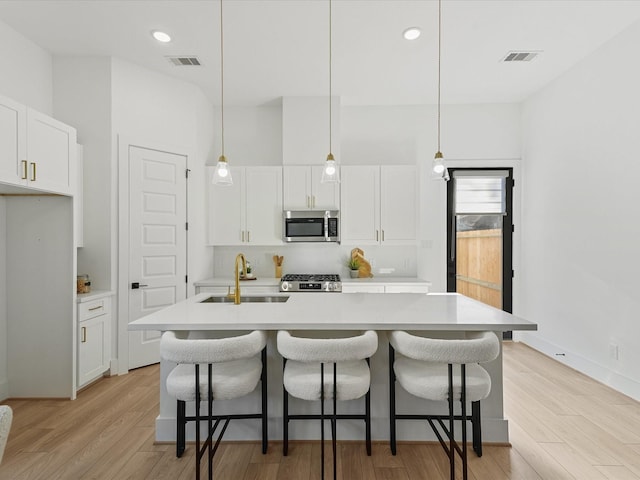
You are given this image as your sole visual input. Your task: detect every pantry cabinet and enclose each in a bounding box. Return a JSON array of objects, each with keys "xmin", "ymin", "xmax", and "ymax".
[
  {"xmin": 283, "ymin": 165, "xmax": 340, "ymax": 210},
  {"xmin": 208, "ymin": 166, "xmax": 283, "ymax": 245},
  {"xmin": 0, "ymin": 94, "xmax": 76, "ymax": 195},
  {"xmin": 340, "ymin": 165, "xmax": 417, "ymax": 246},
  {"xmin": 77, "ymin": 294, "xmax": 112, "ymax": 388}
]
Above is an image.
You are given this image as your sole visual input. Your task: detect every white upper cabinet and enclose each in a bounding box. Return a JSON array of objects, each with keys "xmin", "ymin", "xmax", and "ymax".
[
  {"xmin": 341, "ymin": 165, "xmax": 417, "ymax": 246},
  {"xmin": 0, "ymin": 94, "xmax": 76, "ymax": 195},
  {"xmin": 208, "ymin": 166, "xmax": 283, "ymax": 245},
  {"xmin": 283, "ymin": 165, "xmax": 340, "ymax": 210},
  {"xmin": 0, "ymin": 95, "xmax": 27, "ymax": 186},
  {"xmin": 340, "ymin": 165, "xmax": 380, "ymax": 245},
  {"xmin": 26, "ymin": 109, "xmax": 76, "ymax": 195},
  {"xmin": 380, "ymin": 165, "xmax": 417, "ymax": 245}
]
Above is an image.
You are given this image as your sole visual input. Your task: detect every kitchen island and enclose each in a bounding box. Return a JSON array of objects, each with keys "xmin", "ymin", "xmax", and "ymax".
[{"xmin": 129, "ymin": 292, "xmax": 536, "ymax": 444}]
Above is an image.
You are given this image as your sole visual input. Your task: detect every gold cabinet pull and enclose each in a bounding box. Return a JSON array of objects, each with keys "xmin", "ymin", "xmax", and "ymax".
[
  {"xmin": 307, "ymin": 195, "xmax": 310, "ymax": 208},
  {"xmin": 376, "ymin": 230, "xmax": 379, "ymax": 242},
  {"xmin": 21, "ymin": 160, "xmax": 28, "ymax": 179},
  {"xmin": 30, "ymin": 162, "xmax": 36, "ymax": 181},
  {"xmin": 241, "ymin": 231, "xmax": 245, "ymax": 242},
  {"xmin": 81, "ymin": 326, "xmax": 87, "ymax": 343},
  {"xmin": 312, "ymin": 196, "xmax": 316, "ymax": 209},
  {"xmin": 88, "ymin": 305, "xmax": 103, "ymax": 311},
  {"xmin": 382, "ymin": 230, "xmax": 385, "ymax": 242},
  {"xmin": 247, "ymin": 231, "xmax": 251, "ymax": 242}
]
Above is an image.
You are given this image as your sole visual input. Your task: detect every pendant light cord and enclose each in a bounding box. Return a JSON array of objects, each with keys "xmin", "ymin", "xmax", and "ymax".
[
  {"xmin": 329, "ymin": 0, "xmax": 333, "ymax": 156},
  {"xmin": 437, "ymin": 0, "xmax": 441, "ymax": 153},
  {"xmin": 220, "ymin": 0, "xmax": 225, "ymax": 157}
]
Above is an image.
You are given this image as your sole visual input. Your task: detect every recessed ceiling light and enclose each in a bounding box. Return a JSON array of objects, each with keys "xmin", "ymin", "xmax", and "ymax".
[
  {"xmin": 403, "ymin": 27, "xmax": 421, "ymax": 41},
  {"xmin": 152, "ymin": 30, "xmax": 172, "ymax": 43}
]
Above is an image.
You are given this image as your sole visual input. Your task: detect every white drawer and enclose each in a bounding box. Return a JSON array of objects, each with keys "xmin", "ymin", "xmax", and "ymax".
[{"xmin": 79, "ymin": 298, "xmax": 110, "ymax": 321}]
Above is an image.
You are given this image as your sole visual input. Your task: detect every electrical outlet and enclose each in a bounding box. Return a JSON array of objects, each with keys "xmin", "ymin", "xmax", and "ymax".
[{"xmin": 609, "ymin": 343, "xmax": 619, "ymax": 360}]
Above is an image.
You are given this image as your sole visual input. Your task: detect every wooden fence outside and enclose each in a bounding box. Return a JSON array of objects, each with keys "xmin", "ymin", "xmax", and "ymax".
[{"xmin": 456, "ymin": 228, "xmax": 502, "ymax": 309}]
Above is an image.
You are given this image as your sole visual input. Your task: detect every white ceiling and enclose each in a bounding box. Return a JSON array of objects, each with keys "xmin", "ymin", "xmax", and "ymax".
[{"xmin": 1, "ymin": 0, "xmax": 640, "ymax": 106}]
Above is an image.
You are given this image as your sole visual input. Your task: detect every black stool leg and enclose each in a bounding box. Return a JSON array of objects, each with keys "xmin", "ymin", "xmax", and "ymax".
[
  {"xmin": 448, "ymin": 363, "xmax": 455, "ymax": 480},
  {"xmin": 389, "ymin": 343, "xmax": 397, "ymax": 455},
  {"xmin": 195, "ymin": 364, "xmax": 201, "ymax": 480},
  {"xmin": 472, "ymin": 400, "xmax": 482, "ymax": 457},
  {"xmin": 176, "ymin": 400, "xmax": 186, "ymax": 458},
  {"xmin": 332, "ymin": 362, "xmax": 337, "ymax": 480},
  {"xmin": 261, "ymin": 347, "xmax": 268, "ymax": 454},
  {"xmin": 461, "ymin": 364, "xmax": 468, "ymax": 480},
  {"xmin": 321, "ymin": 362, "xmax": 325, "ymax": 480},
  {"xmin": 283, "ymin": 358, "xmax": 289, "ymax": 456}
]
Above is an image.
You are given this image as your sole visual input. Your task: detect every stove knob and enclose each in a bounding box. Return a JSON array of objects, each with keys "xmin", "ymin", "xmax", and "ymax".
[
  {"xmin": 281, "ymin": 282, "xmax": 289, "ymax": 291},
  {"xmin": 326, "ymin": 283, "xmax": 334, "ymax": 292}
]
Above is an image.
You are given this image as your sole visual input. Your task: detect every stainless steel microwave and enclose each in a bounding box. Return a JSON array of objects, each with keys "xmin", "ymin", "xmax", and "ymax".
[{"xmin": 283, "ymin": 210, "xmax": 340, "ymax": 243}]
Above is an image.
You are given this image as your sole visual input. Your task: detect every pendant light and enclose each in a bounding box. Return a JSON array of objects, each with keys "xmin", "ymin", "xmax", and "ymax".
[
  {"xmin": 212, "ymin": 0, "xmax": 232, "ymax": 186},
  {"xmin": 432, "ymin": 0, "xmax": 448, "ymax": 180},
  {"xmin": 321, "ymin": 0, "xmax": 339, "ymax": 184}
]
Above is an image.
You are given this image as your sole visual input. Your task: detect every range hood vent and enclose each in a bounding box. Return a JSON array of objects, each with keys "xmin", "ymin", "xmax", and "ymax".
[
  {"xmin": 166, "ymin": 56, "xmax": 202, "ymax": 66},
  {"xmin": 501, "ymin": 51, "xmax": 541, "ymax": 62}
]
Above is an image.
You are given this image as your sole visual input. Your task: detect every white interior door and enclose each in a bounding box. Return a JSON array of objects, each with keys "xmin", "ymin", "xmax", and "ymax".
[{"xmin": 128, "ymin": 146, "xmax": 187, "ymax": 369}]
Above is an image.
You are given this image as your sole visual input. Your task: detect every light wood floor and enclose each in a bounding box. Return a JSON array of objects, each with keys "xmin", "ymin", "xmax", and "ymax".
[{"xmin": 1, "ymin": 342, "xmax": 640, "ymax": 479}]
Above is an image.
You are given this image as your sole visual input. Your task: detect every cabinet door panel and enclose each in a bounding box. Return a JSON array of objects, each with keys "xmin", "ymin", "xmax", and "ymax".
[
  {"xmin": 311, "ymin": 165, "xmax": 340, "ymax": 210},
  {"xmin": 78, "ymin": 315, "xmax": 109, "ymax": 387},
  {"xmin": 26, "ymin": 109, "xmax": 76, "ymax": 194},
  {"xmin": 246, "ymin": 167, "xmax": 283, "ymax": 245},
  {"xmin": 208, "ymin": 168, "xmax": 245, "ymax": 245},
  {"xmin": 340, "ymin": 166, "xmax": 380, "ymax": 245},
  {"xmin": 283, "ymin": 166, "xmax": 311, "ymax": 210},
  {"xmin": 381, "ymin": 166, "xmax": 417, "ymax": 245},
  {"xmin": 0, "ymin": 96, "xmax": 27, "ymax": 186}
]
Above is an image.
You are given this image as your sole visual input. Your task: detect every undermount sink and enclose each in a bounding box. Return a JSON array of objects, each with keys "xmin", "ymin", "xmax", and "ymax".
[{"xmin": 201, "ymin": 295, "xmax": 289, "ymax": 304}]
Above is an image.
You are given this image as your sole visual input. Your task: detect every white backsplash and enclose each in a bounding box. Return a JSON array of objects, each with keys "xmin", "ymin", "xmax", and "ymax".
[{"xmin": 213, "ymin": 244, "xmax": 418, "ymax": 279}]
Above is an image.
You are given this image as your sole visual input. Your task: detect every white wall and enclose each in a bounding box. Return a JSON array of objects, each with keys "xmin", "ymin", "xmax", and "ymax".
[
  {"xmin": 0, "ymin": 19, "xmax": 54, "ymax": 401},
  {"xmin": 53, "ymin": 57, "xmax": 112, "ymax": 291},
  {"xmin": 519, "ymin": 20, "xmax": 640, "ymax": 399},
  {"xmin": 0, "ymin": 198, "xmax": 6, "ymax": 400},
  {"xmin": 0, "ymin": 19, "xmax": 52, "ymax": 114}
]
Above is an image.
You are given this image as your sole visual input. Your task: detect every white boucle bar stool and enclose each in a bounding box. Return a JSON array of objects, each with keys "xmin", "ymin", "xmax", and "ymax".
[
  {"xmin": 277, "ymin": 330, "xmax": 378, "ymax": 480},
  {"xmin": 0, "ymin": 405, "xmax": 13, "ymax": 465},
  {"xmin": 388, "ymin": 330, "xmax": 499, "ymax": 480},
  {"xmin": 160, "ymin": 330, "xmax": 268, "ymax": 480}
]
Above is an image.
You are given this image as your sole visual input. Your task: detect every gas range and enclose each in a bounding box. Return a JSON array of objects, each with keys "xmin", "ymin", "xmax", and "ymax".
[{"xmin": 279, "ymin": 274, "xmax": 342, "ymax": 293}]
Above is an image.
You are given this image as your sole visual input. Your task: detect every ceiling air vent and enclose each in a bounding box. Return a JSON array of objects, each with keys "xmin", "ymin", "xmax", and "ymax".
[
  {"xmin": 166, "ymin": 56, "xmax": 202, "ymax": 66},
  {"xmin": 501, "ymin": 51, "xmax": 541, "ymax": 63}
]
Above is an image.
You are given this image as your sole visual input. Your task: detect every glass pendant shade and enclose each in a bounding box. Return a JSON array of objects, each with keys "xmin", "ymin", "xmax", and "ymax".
[
  {"xmin": 321, "ymin": 153, "xmax": 340, "ymax": 183},
  {"xmin": 212, "ymin": 155, "xmax": 233, "ymax": 185},
  {"xmin": 433, "ymin": 151, "xmax": 445, "ymax": 174}
]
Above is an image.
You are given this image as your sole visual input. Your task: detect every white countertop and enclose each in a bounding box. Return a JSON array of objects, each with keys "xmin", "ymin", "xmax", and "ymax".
[
  {"xmin": 129, "ymin": 292, "xmax": 536, "ymax": 332},
  {"xmin": 76, "ymin": 289, "xmax": 114, "ymax": 303}
]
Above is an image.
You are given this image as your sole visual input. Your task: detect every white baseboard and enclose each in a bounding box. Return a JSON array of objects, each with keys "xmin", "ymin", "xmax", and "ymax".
[{"xmin": 516, "ymin": 333, "xmax": 640, "ymax": 401}]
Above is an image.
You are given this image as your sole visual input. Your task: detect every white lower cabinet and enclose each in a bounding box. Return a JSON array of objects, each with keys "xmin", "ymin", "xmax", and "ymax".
[
  {"xmin": 342, "ymin": 282, "xmax": 429, "ymax": 294},
  {"xmin": 78, "ymin": 295, "xmax": 112, "ymax": 388}
]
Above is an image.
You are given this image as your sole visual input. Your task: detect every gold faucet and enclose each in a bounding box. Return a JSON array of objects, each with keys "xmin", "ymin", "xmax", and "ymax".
[{"xmin": 229, "ymin": 253, "xmax": 247, "ymax": 305}]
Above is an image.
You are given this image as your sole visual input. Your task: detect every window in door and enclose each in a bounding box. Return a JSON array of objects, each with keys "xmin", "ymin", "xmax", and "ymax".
[{"xmin": 446, "ymin": 169, "xmax": 513, "ymax": 318}]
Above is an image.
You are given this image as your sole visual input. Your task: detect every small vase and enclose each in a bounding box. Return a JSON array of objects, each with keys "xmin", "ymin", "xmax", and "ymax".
[{"xmin": 349, "ymin": 270, "xmax": 359, "ymax": 278}]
